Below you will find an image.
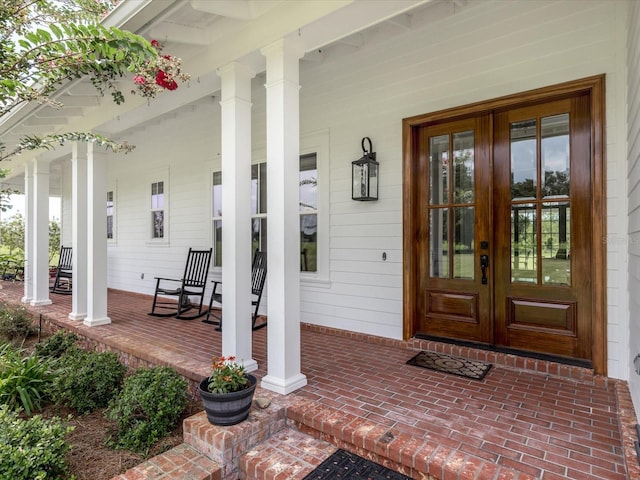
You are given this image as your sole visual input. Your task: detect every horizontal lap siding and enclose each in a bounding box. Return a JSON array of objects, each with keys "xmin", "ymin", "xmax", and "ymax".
[
  {"xmin": 59, "ymin": 1, "xmax": 629, "ymax": 375},
  {"xmin": 105, "ymin": 104, "xmax": 218, "ymax": 294},
  {"xmin": 627, "ymin": 0, "xmax": 640, "ymax": 412},
  {"xmin": 299, "ymin": 0, "xmax": 628, "ymax": 345}
]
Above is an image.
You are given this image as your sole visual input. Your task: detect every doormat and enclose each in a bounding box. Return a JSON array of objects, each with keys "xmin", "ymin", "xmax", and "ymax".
[
  {"xmin": 303, "ymin": 449, "xmax": 411, "ymax": 480},
  {"xmin": 406, "ymin": 351, "xmax": 492, "ymax": 380}
]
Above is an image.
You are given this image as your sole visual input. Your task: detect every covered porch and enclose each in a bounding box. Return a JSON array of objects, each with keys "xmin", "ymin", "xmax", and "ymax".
[{"xmin": 0, "ymin": 281, "xmax": 637, "ymax": 480}]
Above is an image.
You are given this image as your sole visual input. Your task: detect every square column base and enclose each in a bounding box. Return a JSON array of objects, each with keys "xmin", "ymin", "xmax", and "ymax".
[
  {"xmin": 260, "ymin": 373, "xmax": 307, "ymax": 395},
  {"xmin": 83, "ymin": 316, "xmax": 111, "ymax": 327}
]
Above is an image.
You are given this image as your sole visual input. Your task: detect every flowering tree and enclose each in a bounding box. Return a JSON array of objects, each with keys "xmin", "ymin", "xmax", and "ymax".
[{"xmin": 0, "ymin": 0, "xmax": 189, "ymax": 161}]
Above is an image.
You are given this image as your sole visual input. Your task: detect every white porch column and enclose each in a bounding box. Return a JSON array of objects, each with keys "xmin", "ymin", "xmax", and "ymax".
[
  {"xmin": 260, "ymin": 38, "xmax": 307, "ymax": 394},
  {"xmin": 21, "ymin": 162, "xmax": 34, "ymax": 303},
  {"xmin": 30, "ymin": 158, "xmax": 52, "ymax": 306},
  {"xmin": 84, "ymin": 144, "xmax": 110, "ymax": 326},
  {"xmin": 218, "ymin": 62, "xmax": 257, "ymax": 371},
  {"xmin": 69, "ymin": 142, "xmax": 88, "ymax": 320}
]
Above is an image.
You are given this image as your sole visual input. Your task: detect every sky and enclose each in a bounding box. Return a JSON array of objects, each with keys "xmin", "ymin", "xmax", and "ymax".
[{"xmin": 1, "ymin": 194, "xmax": 61, "ymax": 221}]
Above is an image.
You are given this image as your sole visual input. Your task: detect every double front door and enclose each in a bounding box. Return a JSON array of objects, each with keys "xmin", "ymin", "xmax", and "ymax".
[{"xmin": 403, "ymin": 79, "xmax": 605, "ymax": 369}]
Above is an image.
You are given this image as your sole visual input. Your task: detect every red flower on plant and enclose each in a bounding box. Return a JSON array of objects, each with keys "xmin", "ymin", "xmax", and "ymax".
[
  {"xmin": 155, "ymin": 70, "xmax": 178, "ymax": 90},
  {"xmin": 151, "ymin": 39, "xmax": 161, "ymax": 48}
]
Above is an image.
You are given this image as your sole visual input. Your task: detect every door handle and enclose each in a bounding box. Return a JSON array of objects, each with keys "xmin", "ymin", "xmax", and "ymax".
[{"xmin": 480, "ymin": 254, "xmax": 489, "ymax": 285}]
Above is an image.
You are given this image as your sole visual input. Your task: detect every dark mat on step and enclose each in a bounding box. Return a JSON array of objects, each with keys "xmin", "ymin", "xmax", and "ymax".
[
  {"xmin": 406, "ymin": 350, "xmax": 491, "ymax": 380},
  {"xmin": 303, "ymin": 449, "xmax": 411, "ymax": 480}
]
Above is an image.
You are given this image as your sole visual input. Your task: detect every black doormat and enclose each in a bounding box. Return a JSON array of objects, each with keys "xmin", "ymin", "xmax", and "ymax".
[
  {"xmin": 303, "ymin": 449, "xmax": 411, "ymax": 480},
  {"xmin": 406, "ymin": 351, "xmax": 491, "ymax": 380}
]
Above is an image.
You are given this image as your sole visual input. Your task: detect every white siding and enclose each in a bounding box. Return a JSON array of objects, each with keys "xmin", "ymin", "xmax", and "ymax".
[
  {"xmin": 62, "ymin": 0, "xmax": 630, "ymax": 377},
  {"xmin": 627, "ymin": 0, "xmax": 640, "ymax": 411},
  {"xmin": 296, "ymin": 0, "xmax": 630, "ymax": 355}
]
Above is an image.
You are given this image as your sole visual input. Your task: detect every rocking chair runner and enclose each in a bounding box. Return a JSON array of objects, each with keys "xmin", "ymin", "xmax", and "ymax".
[
  {"xmin": 50, "ymin": 246, "xmax": 73, "ymax": 295},
  {"xmin": 149, "ymin": 248, "xmax": 212, "ymax": 320},
  {"xmin": 204, "ymin": 250, "xmax": 267, "ymax": 331}
]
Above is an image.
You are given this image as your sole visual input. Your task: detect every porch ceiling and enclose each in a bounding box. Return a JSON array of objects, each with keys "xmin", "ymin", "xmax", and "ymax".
[{"xmin": 0, "ymin": 0, "xmax": 462, "ymax": 191}]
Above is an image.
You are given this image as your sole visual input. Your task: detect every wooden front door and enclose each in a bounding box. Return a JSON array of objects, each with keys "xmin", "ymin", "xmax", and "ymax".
[{"xmin": 403, "ymin": 77, "xmax": 606, "ymax": 371}]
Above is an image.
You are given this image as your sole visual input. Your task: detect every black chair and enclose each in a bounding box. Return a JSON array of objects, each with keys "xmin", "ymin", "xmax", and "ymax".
[
  {"xmin": 50, "ymin": 246, "xmax": 73, "ymax": 294},
  {"xmin": 149, "ymin": 248, "xmax": 212, "ymax": 320},
  {"xmin": 204, "ymin": 250, "xmax": 267, "ymax": 331}
]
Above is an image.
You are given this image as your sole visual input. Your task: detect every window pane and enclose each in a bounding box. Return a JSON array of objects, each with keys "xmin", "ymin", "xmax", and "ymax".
[
  {"xmin": 453, "ymin": 131, "xmax": 474, "ymax": 204},
  {"xmin": 542, "ymin": 202, "xmax": 570, "ymax": 285},
  {"xmin": 152, "ymin": 211, "xmax": 164, "ymax": 239},
  {"xmin": 251, "ymin": 165, "xmax": 258, "ymax": 215},
  {"xmin": 260, "ymin": 163, "xmax": 267, "ymax": 214},
  {"xmin": 429, "ymin": 208, "xmax": 448, "ymax": 278},
  {"xmin": 453, "ymin": 207, "xmax": 474, "ymax": 279},
  {"xmin": 300, "ymin": 214, "xmax": 317, "ymax": 272},
  {"xmin": 213, "ymin": 220, "xmax": 222, "ymax": 267},
  {"xmin": 511, "ymin": 204, "xmax": 536, "ymax": 283},
  {"xmin": 511, "ymin": 120, "xmax": 537, "ymax": 199},
  {"xmin": 252, "ymin": 218, "xmax": 267, "ymax": 254},
  {"xmin": 212, "ymin": 172, "xmax": 222, "ymax": 217},
  {"xmin": 429, "ymin": 135, "xmax": 449, "ymax": 205},
  {"xmin": 541, "ymin": 114, "xmax": 570, "ymax": 198},
  {"xmin": 106, "ymin": 191, "xmax": 114, "ymax": 216},
  {"xmin": 107, "ymin": 216, "xmax": 113, "ymax": 239},
  {"xmin": 300, "ymin": 154, "xmax": 317, "ymax": 213}
]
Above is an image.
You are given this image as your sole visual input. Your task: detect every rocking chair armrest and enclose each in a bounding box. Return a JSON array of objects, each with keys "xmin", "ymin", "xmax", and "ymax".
[
  {"xmin": 211, "ymin": 280, "xmax": 222, "ymax": 294},
  {"xmin": 154, "ymin": 277, "xmax": 182, "ymax": 282}
]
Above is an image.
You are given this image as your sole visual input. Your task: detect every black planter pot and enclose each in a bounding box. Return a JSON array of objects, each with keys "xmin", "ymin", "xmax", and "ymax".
[{"xmin": 198, "ymin": 374, "xmax": 257, "ymax": 426}]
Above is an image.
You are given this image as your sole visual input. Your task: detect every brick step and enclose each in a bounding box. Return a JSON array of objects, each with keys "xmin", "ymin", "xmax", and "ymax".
[
  {"xmin": 111, "ymin": 443, "xmax": 221, "ymax": 480},
  {"xmin": 182, "ymin": 389, "xmax": 302, "ymax": 479},
  {"xmin": 240, "ymin": 427, "xmax": 337, "ymax": 480}
]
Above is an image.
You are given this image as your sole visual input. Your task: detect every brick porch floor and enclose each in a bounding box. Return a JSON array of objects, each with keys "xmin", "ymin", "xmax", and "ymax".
[{"xmin": 1, "ymin": 281, "xmax": 638, "ymax": 480}]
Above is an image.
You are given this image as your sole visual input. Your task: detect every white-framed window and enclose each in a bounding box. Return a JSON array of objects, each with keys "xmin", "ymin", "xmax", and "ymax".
[
  {"xmin": 212, "ymin": 172, "xmax": 222, "ymax": 266},
  {"xmin": 147, "ymin": 174, "xmax": 170, "ymax": 243},
  {"xmin": 210, "ymin": 130, "xmax": 328, "ymax": 280},
  {"xmin": 299, "ymin": 153, "xmax": 317, "ymax": 272},
  {"xmin": 107, "ymin": 190, "xmax": 115, "ymax": 240},
  {"xmin": 212, "ymin": 156, "xmax": 317, "ymax": 273}
]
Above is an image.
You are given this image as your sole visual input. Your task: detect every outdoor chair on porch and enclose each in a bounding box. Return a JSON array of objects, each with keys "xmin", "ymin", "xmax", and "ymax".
[
  {"xmin": 203, "ymin": 250, "xmax": 267, "ymax": 331},
  {"xmin": 50, "ymin": 246, "xmax": 72, "ymax": 294},
  {"xmin": 148, "ymin": 248, "xmax": 212, "ymax": 320}
]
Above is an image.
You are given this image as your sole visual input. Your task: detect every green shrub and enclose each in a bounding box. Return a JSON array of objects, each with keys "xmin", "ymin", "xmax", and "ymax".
[
  {"xmin": 35, "ymin": 330, "xmax": 79, "ymax": 358},
  {"xmin": 0, "ymin": 343, "xmax": 52, "ymax": 415},
  {"xmin": 106, "ymin": 366, "xmax": 188, "ymax": 453},
  {"xmin": 0, "ymin": 405, "xmax": 74, "ymax": 480},
  {"xmin": 50, "ymin": 349, "xmax": 126, "ymax": 414},
  {"xmin": 0, "ymin": 304, "xmax": 34, "ymax": 344}
]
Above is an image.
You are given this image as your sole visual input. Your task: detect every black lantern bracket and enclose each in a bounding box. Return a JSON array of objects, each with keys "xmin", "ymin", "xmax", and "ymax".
[{"xmin": 352, "ymin": 137, "xmax": 379, "ymax": 201}]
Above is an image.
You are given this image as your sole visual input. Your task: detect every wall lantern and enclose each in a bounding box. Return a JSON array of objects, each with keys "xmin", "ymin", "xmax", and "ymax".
[{"xmin": 352, "ymin": 137, "xmax": 379, "ymax": 201}]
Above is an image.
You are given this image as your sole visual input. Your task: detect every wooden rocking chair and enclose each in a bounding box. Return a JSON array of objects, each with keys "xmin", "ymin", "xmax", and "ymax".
[
  {"xmin": 204, "ymin": 250, "xmax": 267, "ymax": 331},
  {"xmin": 50, "ymin": 246, "xmax": 73, "ymax": 295},
  {"xmin": 149, "ymin": 248, "xmax": 212, "ymax": 320}
]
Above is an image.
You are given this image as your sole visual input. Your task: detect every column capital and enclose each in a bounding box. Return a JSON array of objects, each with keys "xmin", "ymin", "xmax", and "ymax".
[{"xmin": 260, "ymin": 38, "xmax": 306, "ymax": 60}]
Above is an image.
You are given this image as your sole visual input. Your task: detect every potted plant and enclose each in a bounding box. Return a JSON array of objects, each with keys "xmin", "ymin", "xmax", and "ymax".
[{"xmin": 198, "ymin": 355, "xmax": 257, "ymax": 426}]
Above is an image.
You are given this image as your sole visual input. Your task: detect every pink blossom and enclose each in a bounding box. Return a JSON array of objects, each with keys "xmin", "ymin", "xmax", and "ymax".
[{"xmin": 133, "ymin": 75, "xmax": 146, "ymax": 85}]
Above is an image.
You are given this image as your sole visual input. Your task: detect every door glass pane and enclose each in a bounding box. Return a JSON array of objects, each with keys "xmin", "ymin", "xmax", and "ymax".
[
  {"xmin": 429, "ymin": 208, "xmax": 448, "ymax": 278},
  {"xmin": 542, "ymin": 202, "xmax": 570, "ymax": 285},
  {"xmin": 429, "ymin": 135, "xmax": 449, "ymax": 205},
  {"xmin": 541, "ymin": 114, "xmax": 570, "ymax": 198},
  {"xmin": 453, "ymin": 207, "xmax": 474, "ymax": 279},
  {"xmin": 511, "ymin": 204, "xmax": 537, "ymax": 283},
  {"xmin": 453, "ymin": 131, "xmax": 474, "ymax": 204},
  {"xmin": 510, "ymin": 120, "xmax": 537, "ymax": 199}
]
